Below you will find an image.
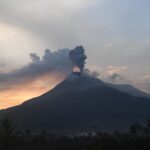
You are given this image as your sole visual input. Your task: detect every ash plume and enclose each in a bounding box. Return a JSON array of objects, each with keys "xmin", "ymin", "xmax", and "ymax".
[
  {"xmin": 0, "ymin": 48, "xmax": 72, "ymax": 90},
  {"xmin": 69, "ymin": 46, "xmax": 87, "ymax": 73},
  {"xmin": 30, "ymin": 53, "xmax": 40, "ymax": 64},
  {"xmin": 0, "ymin": 46, "xmax": 93, "ymax": 91}
]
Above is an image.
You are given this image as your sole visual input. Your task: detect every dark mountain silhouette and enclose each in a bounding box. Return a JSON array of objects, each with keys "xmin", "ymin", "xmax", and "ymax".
[
  {"xmin": 108, "ymin": 83, "xmax": 150, "ymax": 98},
  {"xmin": 0, "ymin": 74, "xmax": 150, "ymax": 133}
]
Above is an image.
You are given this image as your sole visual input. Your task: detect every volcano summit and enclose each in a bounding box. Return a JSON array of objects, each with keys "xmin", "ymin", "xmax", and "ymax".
[{"xmin": 0, "ymin": 46, "xmax": 150, "ymax": 133}]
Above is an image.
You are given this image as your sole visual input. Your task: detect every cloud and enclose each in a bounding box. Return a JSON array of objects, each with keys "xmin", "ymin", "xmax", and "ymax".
[
  {"xmin": 96, "ymin": 66, "xmax": 127, "ymax": 83},
  {"xmin": 106, "ymin": 66, "xmax": 127, "ymax": 75},
  {"xmin": 131, "ymin": 75, "xmax": 150, "ymax": 93},
  {"xmin": 98, "ymin": 66, "xmax": 150, "ymax": 93},
  {"xmin": 0, "ymin": 0, "xmax": 108, "ymax": 68},
  {"xmin": 0, "ymin": 45, "xmax": 92, "ymax": 91},
  {"xmin": 108, "ymin": 73, "xmax": 122, "ymax": 82},
  {"xmin": 105, "ymin": 43, "xmax": 113, "ymax": 47},
  {"xmin": 0, "ymin": 48, "xmax": 73, "ymax": 91},
  {"xmin": 0, "ymin": 0, "xmax": 150, "ymax": 72}
]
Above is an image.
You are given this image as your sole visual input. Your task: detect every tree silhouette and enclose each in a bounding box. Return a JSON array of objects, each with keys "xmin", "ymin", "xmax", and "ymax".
[
  {"xmin": 0, "ymin": 118, "xmax": 15, "ymax": 150},
  {"xmin": 0, "ymin": 118, "xmax": 150, "ymax": 150}
]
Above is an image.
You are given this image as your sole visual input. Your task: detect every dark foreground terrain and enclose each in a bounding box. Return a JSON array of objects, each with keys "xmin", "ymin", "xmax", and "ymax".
[{"xmin": 1, "ymin": 118, "xmax": 150, "ymax": 150}]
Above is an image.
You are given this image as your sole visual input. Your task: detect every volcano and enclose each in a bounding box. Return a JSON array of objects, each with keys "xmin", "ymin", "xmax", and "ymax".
[{"xmin": 0, "ymin": 74, "xmax": 150, "ymax": 133}]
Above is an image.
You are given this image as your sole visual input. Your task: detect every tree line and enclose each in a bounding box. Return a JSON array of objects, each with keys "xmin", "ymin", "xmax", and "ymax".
[{"xmin": 1, "ymin": 118, "xmax": 150, "ymax": 150}]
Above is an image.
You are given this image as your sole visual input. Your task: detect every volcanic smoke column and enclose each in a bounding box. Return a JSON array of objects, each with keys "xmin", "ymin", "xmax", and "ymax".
[{"xmin": 69, "ymin": 46, "xmax": 87, "ymax": 74}]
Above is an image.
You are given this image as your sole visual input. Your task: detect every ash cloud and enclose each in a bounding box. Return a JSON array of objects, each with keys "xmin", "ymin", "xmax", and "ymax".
[
  {"xmin": 0, "ymin": 48, "xmax": 73, "ymax": 90},
  {"xmin": 0, "ymin": 45, "xmax": 99, "ymax": 91},
  {"xmin": 69, "ymin": 46, "xmax": 87, "ymax": 72},
  {"xmin": 30, "ymin": 53, "xmax": 41, "ymax": 64}
]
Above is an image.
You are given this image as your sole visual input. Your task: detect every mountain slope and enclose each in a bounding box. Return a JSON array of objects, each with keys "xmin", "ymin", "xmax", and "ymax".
[
  {"xmin": 108, "ymin": 83, "xmax": 150, "ymax": 98},
  {"xmin": 0, "ymin": 74, "xmax": 150, "ymax": 132}
]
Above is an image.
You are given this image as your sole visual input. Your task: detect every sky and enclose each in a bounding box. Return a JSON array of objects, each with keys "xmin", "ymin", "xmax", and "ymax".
[{"xmin": 0, "ymin": 0, "xmax": 150, "ymax": 109}]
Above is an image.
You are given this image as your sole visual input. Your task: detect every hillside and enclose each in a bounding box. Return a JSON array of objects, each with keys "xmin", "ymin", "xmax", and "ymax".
[{"xmin": 0, "ymin": 74, "xmax": 150, "ymax": 132}]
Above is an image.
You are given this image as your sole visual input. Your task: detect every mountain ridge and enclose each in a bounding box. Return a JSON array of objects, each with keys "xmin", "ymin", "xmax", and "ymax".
[{"xmin": 0, "ymin": 74, "xmax": 150, "ymax": 132}]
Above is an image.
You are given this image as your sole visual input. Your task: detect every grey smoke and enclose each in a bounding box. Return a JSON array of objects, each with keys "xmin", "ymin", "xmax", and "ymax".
[
  {"xmin": 0, "ymin": 48, "xmax": 72, "ymax": 90},
  {"xmin": 0, "ymin": 46, "xmax": 96, "ymax": 91},
  {"xmin": 30, "ymin": 53, "xmax": 41, "ymax": 64},
  {"xmin": 69, "ymin": 46, "xmax": 87, "ymax": 72},
  {"xmin": 107, "ymin": 73, "xmax": 128, "ymax": 84},
  {"xmin": 84, "ymin": 68, "xmax": 100, "ymax": 78},
  {"xmin": 109, "ymin": 73, "xmax": 122, "ymax": 82}
]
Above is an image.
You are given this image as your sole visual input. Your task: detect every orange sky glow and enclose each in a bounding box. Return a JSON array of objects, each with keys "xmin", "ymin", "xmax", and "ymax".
[{"xmin": 0, "ymin": 73, "xmax": 65, "ymax": 110}]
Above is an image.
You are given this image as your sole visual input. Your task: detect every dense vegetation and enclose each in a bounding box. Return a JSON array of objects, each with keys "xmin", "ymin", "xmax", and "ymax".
[{"xmin": 1, "ymin": 118, "xmax": 150, "ymax": 150}]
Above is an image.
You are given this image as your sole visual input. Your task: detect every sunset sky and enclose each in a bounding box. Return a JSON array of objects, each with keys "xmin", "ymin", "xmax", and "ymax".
[{"xmin": 0, "ymin": 0, "xmax": 150, "ymax": 109}]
